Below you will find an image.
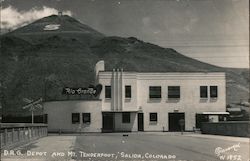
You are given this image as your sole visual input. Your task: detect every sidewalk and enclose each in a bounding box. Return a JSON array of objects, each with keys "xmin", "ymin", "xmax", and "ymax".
[
  {"xmin": 1, "ymin": 132, "xmax": 249, "ymax": 161},
  {"xmin": 183, "ymin": 133, "xmax": 250, "ymax": 143},
  {"xmin": 100, "ymin": 131, "xmax": 250, "ymax": 144},
  {"xmin": 48, "ymin": 131, "xmax": 250, "ymax": 143},
  {"xmin": 1, "ymin": 136, "xmax": 76, "ymax": 161},
  {"xmin": 135, "ymin": 132, "xmax": 250, "ymax": 143}
]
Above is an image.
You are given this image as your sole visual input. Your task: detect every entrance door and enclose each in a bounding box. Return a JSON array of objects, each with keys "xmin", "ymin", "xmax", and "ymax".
[
  {"xmin": 102, "ymin": 113, "xmax": 114, "ymax": 132},
  {"xmin": 168, "ymin": 113, "xmax": 185, "ymax": 131},
  {"xmin": 138, "ymin": 113, "xmax": 144, "ymax": 131}
]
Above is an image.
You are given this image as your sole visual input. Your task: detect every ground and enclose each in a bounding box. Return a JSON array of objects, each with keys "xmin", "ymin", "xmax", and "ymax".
[{"xmin": 1, "ymin": 132, "xmax": 249, "ymax": 161}]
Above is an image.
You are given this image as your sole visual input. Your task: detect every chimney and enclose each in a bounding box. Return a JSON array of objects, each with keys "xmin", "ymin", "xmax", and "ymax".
[{"xmin": 95, "ymin": 60, "xmax": 105, "ymax": 79}]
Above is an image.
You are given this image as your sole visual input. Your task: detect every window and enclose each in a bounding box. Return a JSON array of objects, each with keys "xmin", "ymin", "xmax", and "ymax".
[
  {"xmin": 149, "ymin": 86, "xmax": 161, "ymax": 98},
  {"xmin": 125, "ymin": 86, "xmax": 131, "ymax": 98},
  {"xmin": 72, "ymin": 113, "xmax": 80, "ymax": 124},
  {"xmin": 105, "ymin": 86, "xmax": 111, "ymax": 98},
  {"xmin": 210, "ymin": 86, "xmax": 218, "ymax": 98},
  {"xmin": 122, "ymin": 112, "xmax": 130, "ymax": 123},
  {"xmin": 168, "ymin": 86, "xmax": 180, "ymax": 98},
  {"xmin": 82, "ymin": 113, "xmax": 91, "ymax": 123},
  {"xmin": 150, "ymin": 113, "xmax": 157, "ymax": 122},
  {"xmin": 200, "ymin": 86, "xmax": 208, "ymax": 98}
]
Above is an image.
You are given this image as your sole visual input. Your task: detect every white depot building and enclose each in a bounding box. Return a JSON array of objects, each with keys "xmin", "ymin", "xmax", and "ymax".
[{"xmin": 44, "ymin": 60, "xmax": 228, "ymax": 133}]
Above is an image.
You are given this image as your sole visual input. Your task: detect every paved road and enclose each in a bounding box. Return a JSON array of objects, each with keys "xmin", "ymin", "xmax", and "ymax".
[{"xmin": 1, "ymin": 133, "xmax": 249, "ymax": 161}]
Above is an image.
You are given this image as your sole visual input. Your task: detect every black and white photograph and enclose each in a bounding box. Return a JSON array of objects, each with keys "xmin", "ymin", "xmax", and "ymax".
[{"xmin": 0, "ymin": 0, "xmax": 249, "ymax": 160}]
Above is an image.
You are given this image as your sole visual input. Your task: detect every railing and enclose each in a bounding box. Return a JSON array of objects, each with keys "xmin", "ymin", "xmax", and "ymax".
[
  {"xmin": 201, "ymin": 121, "xmax": 250, "ymax": 137},
  {"xmin": 0, "ymin": 123, "xmax": 48, "ymax": 148}
]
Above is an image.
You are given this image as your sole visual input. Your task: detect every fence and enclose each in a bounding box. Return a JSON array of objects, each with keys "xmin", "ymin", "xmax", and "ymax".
[
  {"xmin": 0, "ymin": 123, "xmax": 48, "ymax": 149},
  {"xmin": 201, "ymin": 121, "xmax": 250, "ymax": 137}
]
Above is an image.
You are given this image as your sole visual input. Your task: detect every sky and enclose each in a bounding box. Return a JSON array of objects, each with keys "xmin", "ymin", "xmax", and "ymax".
[{"xmin": 1, "ymin": 0, "xmax": 249, "ymax": 68}]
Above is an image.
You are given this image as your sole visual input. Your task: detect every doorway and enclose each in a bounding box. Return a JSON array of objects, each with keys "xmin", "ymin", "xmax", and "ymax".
[
  {"xmin": 102, "ymin": 112, "xmax": 114, "ymax": 132},
  {"xmin": 168, "ymin": 113, "xmax": 185, "ymax": 131},
  {"xmin": 138, "ymin": 113, "xmax": 144, "ymax": 131}
]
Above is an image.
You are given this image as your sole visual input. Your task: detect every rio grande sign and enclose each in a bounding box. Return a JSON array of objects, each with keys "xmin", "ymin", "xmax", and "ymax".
[{"xmin": 62, "ymin": 84, "xmax": 102, "ymax": 97}]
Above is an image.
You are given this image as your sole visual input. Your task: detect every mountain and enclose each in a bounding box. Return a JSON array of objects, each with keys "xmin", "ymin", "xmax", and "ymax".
[
  {"xmin": 0, "ymin": 15, "xmax": 249, "ymax": 115},
  {"xmin": 9, "ymin": 14, "xmax": 104, "ymax": 36}
]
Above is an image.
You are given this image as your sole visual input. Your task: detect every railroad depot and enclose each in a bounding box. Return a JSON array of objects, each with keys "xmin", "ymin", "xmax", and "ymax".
[{"xmin": 44, "ymin": 60, "xmax": 228, "ymax": 132}]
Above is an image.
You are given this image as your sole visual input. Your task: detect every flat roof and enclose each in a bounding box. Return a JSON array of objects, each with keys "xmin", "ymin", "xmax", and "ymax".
[
  {"xmin": 44, "ymin": 99, "xmax": 102, "ymax": 103},
  {"xmin": 102, "ymin": 110, "xmax": 139, "ymax": 113},
  {"xmin": 197, "ymin": 112, "xmax": 229, "ymax": 115},
  {"xmin": 99, "ymin": 71, "xmax": 225, "ymax": 74}
]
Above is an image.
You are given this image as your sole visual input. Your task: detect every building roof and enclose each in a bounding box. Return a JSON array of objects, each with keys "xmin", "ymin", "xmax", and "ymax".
[{"xmin": 197, "ymin": 112, "xmax": 229, "ymax": 115}]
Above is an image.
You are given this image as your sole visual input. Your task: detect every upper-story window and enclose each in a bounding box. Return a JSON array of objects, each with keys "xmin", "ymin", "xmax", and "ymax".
[
  {"xmin": 149, "ymin": 86, "xmax": 161, "ymax": 98},
  {"xmin": 210, "ymin": 86, "xmax": 218, "ymax": 98},
  {"xmin": 72, "ymin": 113, "xmax": 80, "ymax": 124},
  {"xmin": 105, "ymin": 86, "xmax": 111, "ymax": 98},
  {"xmin": 168, "ymin": 86, "xmax": 180, "ymax": 98},
  {"xmin": 125, "ymin": 85, "xmax": 131, "ymax": 98},
  {"xmin": 200, "ymin": 86, "xmax": 208, "ymax": 98}
]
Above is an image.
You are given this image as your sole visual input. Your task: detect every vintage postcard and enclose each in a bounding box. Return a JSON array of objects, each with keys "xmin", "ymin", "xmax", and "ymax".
[{"xmin": 0, "ymin": 0, "xmax": 249, "ymax": 161}]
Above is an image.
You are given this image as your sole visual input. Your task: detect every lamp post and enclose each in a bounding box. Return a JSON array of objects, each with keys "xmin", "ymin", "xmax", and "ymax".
[
  {"xmin": 0, "ymin": 96, "xmax": 2, "ymax": 124},
  {"xmin": 43, "ymin": 78, "xmax": 46, "ymax": 124},
  {"xmin": 0, "ymin": 80, "xmax": 6, "ymax": 156}
]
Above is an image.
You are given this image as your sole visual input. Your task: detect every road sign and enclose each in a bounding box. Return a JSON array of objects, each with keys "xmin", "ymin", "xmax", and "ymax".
[
  {"xmin": 22, "ymin": 98, "xmax": 43, "ymax": 124},
  {"xmin": 22, "ymin": 98, "xmax": 43, "ymax": 109},
  {"xmin": 22, "ymin": 98, "xmax": 33, "ymax": 103}
]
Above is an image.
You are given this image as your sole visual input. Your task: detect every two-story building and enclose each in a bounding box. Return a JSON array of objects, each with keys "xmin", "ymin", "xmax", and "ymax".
[{"xmin": 44, "ymin": 60, "xmax": 228, "ymax": 133}]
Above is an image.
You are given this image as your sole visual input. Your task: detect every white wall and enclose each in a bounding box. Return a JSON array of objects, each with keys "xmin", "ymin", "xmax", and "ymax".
[
  {"xmin": 98, "ymin": 72, "xmax": 138, "ymax": 112},
  {"xmin": 137, "ymin": 73, "xmax": 226, "ymax": 131},
  {"xmin": 44, "ymin": 100, "xmax": 102, "ymax": 132},
  {"xmin": 98, "ymin": 72, "xmax": 226, "ymax": 131},
  {"xmin": 114, "ymin": 113, "xmax": 138, "ymax": 132}
]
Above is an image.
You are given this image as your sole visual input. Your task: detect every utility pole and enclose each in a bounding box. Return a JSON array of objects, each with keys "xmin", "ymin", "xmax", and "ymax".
[
  {"xmin": 0, "ymin": 81, "xmax": 3, "ymax": 123},
  {"xmin": 31, "ymin": 106, "xmax": 34, "ymax": 124},
  {"xmin": 0, "ymin": 80, "xmax": 5, "ymax": 123},
  {"xmin": 43, "ymin": 64, "xmax": 47, "ymax": 124},
  {"xmin": 0, "ymin": 80, "xmax": 5, "ymax": 161}
]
